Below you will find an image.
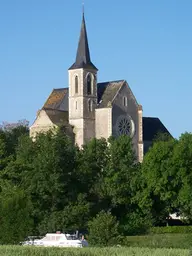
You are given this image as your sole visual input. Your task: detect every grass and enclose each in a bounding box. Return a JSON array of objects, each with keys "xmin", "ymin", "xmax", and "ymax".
[
  {"xmin": 0, "ymin": 246, "xmax": 189, "ymax": 256},
  {"xmin": 0, "ymin": 234, "xmax": 192, "ymax": 256},
  {"xmin": 124, "ymin": 234, "xmax": 192, "ymax": 249}
]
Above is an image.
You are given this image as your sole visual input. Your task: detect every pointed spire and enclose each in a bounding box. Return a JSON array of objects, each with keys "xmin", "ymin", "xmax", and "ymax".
[
  {"xmin": 82, "ymin": 0, "xmax": 84, "ymax": 15},
  {"xmin": 69, "ymin": 12, "xmax": 97, "ymax": 70}
]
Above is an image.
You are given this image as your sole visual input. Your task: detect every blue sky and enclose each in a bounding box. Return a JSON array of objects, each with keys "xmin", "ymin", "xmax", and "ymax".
[{"xmin": 0, "ymin": 0, "xmax": 191, "ymax": 138}]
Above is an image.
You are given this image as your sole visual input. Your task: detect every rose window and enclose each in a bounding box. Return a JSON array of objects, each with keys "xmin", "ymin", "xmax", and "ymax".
[{"xmin": 117, "ymin": 118, "xmax": 131, "ymax": 135}]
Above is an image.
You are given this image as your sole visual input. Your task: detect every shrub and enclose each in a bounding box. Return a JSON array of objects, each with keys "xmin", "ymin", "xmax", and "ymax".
[
  {"xmin": 88, "ymin": 211, "xmax": 119, "ymax": 246},
  {"xmin": 119, "ymin": 212, "xmax": 152, "ymax": 236},
  {"xmin": 150, "ymin": 226, "xmax": 192, "ymax": 234}
]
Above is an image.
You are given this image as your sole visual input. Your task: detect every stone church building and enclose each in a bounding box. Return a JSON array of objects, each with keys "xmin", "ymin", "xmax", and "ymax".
[{"xmin": 30, "ymin": 13, "xmax": 171, "ymax": 162}]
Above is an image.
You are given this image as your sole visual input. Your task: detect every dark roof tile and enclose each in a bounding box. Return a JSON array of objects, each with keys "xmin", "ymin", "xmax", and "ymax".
[
  {"xmin": 44, "ymin": 108, "xmax": 68, "ymax": 125},
  {"xmin": 97, "ymin": 80, "xmax": 125, "ymax": 108},
  {"xmin": 143, "ymin": 117, "xmax": 171, "ymax": 141}
]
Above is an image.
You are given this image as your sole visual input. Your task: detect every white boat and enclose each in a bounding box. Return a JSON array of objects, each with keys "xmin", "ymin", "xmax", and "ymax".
[{"xmin": 28, "ymin": 233, "xmax": 83, "ymax": 248}]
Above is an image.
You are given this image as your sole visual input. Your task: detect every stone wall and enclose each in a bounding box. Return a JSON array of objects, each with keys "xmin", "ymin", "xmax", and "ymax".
[
  {"xmin": 111, "ymin": 82, "xmax": 143, "ymax": 161},
  {"xmin": 29, "ymin": 109, "xmax": 55, "ymax": 138},
  {"xmin": 95, "ymin": 108, "xmax": 112, "ymax": 140}
]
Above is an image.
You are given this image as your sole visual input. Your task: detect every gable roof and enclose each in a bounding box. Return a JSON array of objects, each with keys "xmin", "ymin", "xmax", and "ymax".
[
  {"xmin": 143, "ymin": 117, "xmax": 171, "ymax": 141},
  {"xmin": 42, "ymin": 80, "xmax": 126, "ymax": 111},
  {"xmin": 97, "ymin": 80, "xmax": 125, "ymax": 108},
  {"xmin": 43, "ymin": 88, "xmax": 68, "ymax": 110}
]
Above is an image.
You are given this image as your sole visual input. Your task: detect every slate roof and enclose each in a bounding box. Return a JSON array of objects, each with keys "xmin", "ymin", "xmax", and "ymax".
[
  {"xmin": 43, "ymin": 80, "xmax": 125, "ymax": 112},
  {"xmin": 97, "ymin": 80, "xmax": 125, "ymax": 108},
  {"xmin": 142, "ymin": 117, "xmax": 171, "ymax": 141},
  {"xmin": 43, "ymin": 88, "xmax": 68, "ymax": 110},
  {"xmin": 69, "ymin": 13, "xmax": 97, "ymax": 70},
  {"xmin": 41, "ymin": 88, "xmax": 172, "ymax": 141},
  {"xmin": 44, "ymin": 108, "xmax": 68, "ymax": 125}
]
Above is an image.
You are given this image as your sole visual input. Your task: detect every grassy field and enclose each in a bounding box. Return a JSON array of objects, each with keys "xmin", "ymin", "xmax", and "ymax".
[
  {"xmin": 0, "ymin": 246, "xmax": 189, "ymax": 256},
  {"xmin": 124, "ymin": 234, "xmax": 192, "ymax": 249},
  {"xmin": 0, "ymin": 234, "xmax": 192, "ymax": 256}
]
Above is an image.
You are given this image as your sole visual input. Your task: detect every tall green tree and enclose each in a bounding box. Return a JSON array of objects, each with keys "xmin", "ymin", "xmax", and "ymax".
[
  {"xmin": 76, "ymin": 138, "xmax": 110, "ymax": 214},
  {"xmin": 103, "ymin": 135, "xmax": 151, "ymax": 234},
  {"xmin": 38, "ymin": 194, "xmax": 91, "ymax": 234},
  {"xmin": 141, "ymin": 137, "xmax": 178, "ymax": 225},
  {"xmin": 172, "ymin": 133, "xmax": 192, "ymax": 220},
  {"xmin": 0, "ymin": 122, "xmax": 29, "ymax": 171},
  {"xmin": 0, "ymin": 184, "xmax": 33, "ymax": 244}
]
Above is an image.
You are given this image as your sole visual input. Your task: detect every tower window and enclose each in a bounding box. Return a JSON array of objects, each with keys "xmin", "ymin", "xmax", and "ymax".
[
  {"xmin": 75, "ymin": 101, "xmax": 78, "ymax": 110},
  {"xmin": 75, "ymin": 76, "xmax": 78, "ymax": 94},
  {"xmin": 87, "ymin": 74, "xmax": 92, "ymax": 95},
  {"xmin": 123, "ymin": 96, "xmax": 128, "ymax": 107},
  {"xmin": 88, "ymin": 100, "xmax": 93, "ymax": 112}
]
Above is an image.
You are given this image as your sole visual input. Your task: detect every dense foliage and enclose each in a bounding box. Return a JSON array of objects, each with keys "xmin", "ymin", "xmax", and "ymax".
[
  {"xmin": 88, "ymin": 211, "xmax": 119, "ymax": 246},
  {"xmin": 150, "ymin": 226, "xmax": 192, "ymax": 234},
  {"xmin": 0, "ymin": 121, "xmax": 192, "ymax": 244}
]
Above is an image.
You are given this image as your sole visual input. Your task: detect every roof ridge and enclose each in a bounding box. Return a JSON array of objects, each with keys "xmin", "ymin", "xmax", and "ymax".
[
  {"xmin": 97, "ymin": 79, "xmax": 125, "ymax": 85},
  {"xmin": 111, "ymin": 80, "xmax": 126, "ymax": 104},
  {"xmin": 143, "ymin": 116, "xmax": 159, "ymax": 119},
  {"xmin": 52, "ymin": 88, "xmax": 68, "ymax": 91},
  {"xmin": 43, "ymin": 108, "xmax": 68, "ymax": 113}
]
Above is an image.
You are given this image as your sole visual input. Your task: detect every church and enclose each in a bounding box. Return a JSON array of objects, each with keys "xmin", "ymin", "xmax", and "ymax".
[{"xmin": 30, "ymin": 12, "xmax": 171, "ymax": 162}]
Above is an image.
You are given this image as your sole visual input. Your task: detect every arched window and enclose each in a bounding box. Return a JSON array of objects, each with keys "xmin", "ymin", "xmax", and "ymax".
[
  {"xmin": 123, "ymin": 96, "xmax": 127, "ymax": 107},
  {"xmin": 87, "ymin": 74, "xmax": 92, "ymax": 95},
  {"xmin": 75, "ymin": 76, "xmax": 78, "ymax": 94},
  {"xmin": 88, "ymin": 100, "xmax": 93, "ymax": 112}
]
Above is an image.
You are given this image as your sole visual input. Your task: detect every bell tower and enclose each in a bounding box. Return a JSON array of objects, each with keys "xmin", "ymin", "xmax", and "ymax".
[{"xmin": 68, "ymin": 12, "xmax": 98, "ymax": 147}]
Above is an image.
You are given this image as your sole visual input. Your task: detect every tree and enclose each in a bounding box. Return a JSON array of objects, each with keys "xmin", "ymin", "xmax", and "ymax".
[
  {"xmin": 76, "ymin": 138, "xmax": 110, "ymax": 215},
  {"xmin": 88, "ymin": 211, "xmax": 119, "ymax": 246},
  {"xmin": 0, "ymin": 128, "xmax": 79, "ymax": 233},
  {"xmin": 141, "ymin": 137, "xmax": 178, "ymax": 225},
  {"xmin": 104, "ymin": 135, "xmax": 137, "ymax": 206},
  {"xmin": 153, "ymin": 132, "xmax": 173, "ymax": 142},
  {"xmin": 172, "ymin": 133, "xmax": 192, "ymax": 220},
  {"xmin": 38, "ymin": 194, "xmax": 91, "ymax": 235},
  {"xmin": 102, "ymin": 135, "xmax": 152, "ymax": 235},
  {"xmin": 0, "ymin": 121, "xmax": 29, "ymax": 171},
  {"xmin": 0, "ymin": 184, "xmax": 33, "ymax": 244}
]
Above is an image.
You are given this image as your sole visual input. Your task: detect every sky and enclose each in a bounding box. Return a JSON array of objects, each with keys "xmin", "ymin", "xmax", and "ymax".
[{"xmin": 0, "ymin": 0, "xmax": 191, "ymax": 138}]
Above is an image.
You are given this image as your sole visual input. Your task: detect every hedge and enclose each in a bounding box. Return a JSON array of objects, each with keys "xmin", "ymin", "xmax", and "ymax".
[
  {"xmin": 150, "ymin": 226, "xmax": 192, "ymax": 234},
  {"xmin": 124, "ymin": 234, "xmax": 192, "ymax": 249}
]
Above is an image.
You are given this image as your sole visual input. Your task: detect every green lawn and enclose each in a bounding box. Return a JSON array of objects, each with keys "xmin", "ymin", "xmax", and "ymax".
[
  {"xmin": 124, "ymin": 234, "xmax": 192, "ymax": 249},
  {"xmin": 0, "ymin": 234, "xmax": 192, "ymax": 256},
  {"xmin": 0, "ymin": 246, "xmax": 189, "ymax": 256}
]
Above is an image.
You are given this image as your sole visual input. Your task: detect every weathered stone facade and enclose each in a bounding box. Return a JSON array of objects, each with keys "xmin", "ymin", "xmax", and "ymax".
[
  {"xmin": 95, "ymin": 108, "xmax": 112, "ymax": 139},
  {"xmin": 68, "ymin": 68, "xmax": 97, "ymax": 146},
  {"xmin": 30, "ymin": 12, "xmax": 171, "ymax": 162}
]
